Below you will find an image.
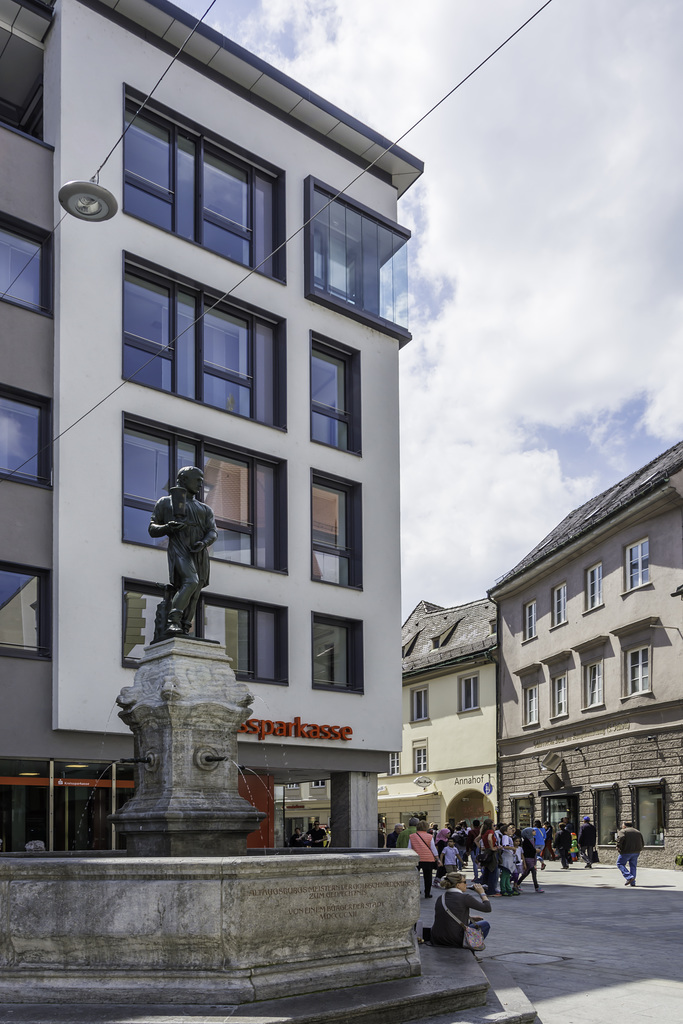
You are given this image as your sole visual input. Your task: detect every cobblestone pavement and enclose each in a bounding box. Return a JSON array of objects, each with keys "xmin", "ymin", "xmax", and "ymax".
[{"xmin": 419, "ymin": 860, "xmax": 683, "ymax": 1024}]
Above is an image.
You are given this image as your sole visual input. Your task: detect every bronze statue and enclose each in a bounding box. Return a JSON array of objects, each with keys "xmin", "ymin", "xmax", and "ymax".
[{"xmin": 149, "ymin": 466, "xmax": 217, "ymax": 637}]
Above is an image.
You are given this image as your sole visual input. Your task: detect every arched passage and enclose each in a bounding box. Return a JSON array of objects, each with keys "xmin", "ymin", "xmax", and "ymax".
[{"xmin": 446, "ymin": 788, "xmax": 494, "ymax": 825}]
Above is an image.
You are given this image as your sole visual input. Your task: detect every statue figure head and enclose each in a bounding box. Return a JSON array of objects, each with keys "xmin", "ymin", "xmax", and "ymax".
[{"xmin": 177, "ymin": 466, "xmax": 204, "ymax": 496}]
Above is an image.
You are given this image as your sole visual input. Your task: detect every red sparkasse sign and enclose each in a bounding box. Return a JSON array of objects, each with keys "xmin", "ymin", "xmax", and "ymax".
[{"xmin": 238, "ymin": 716, "xmax": 353, "ymax": 742}]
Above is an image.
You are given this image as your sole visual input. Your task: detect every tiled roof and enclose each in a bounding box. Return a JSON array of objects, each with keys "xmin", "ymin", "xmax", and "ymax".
[
  {"xmin": 402, "ymin": 597, "xmax": 497, "ymax": 674},
  {"xmin": 491, "ymin": 439, "xmax": 683, "ymax": 592}
]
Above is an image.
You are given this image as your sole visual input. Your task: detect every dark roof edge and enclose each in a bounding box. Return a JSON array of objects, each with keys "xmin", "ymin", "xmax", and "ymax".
[{"xmin": 403, "ymin": 640, "xmax": 498, "ymax": 677}]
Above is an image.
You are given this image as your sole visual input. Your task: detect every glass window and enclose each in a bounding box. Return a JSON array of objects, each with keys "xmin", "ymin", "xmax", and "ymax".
[
  {"xmin": 311, "ymin": 475, "xmax": 361, "ymax": 587},
  {"xmin": 626, "ymin": 647, "xmax": 649, "ymax": 695},
  {"xmin": 312, "ymin": 615, "xmax": 362, "ymax": 691},
  {"xmin": 53, "ymin": 761, "xmax": 113, "ymax": 852},
  {"xmin": 635, "ymin": 785, "xmax": 664, "ymax": 846},
  {"xmin": 524, "ymin": 600, "xmax": 537, "ymax": 640},
  {"xmin": 388, "ymin": 752, "xmax": 400, "ymax": 776},
  {"xmin": 0, "ymin": 390, "xmax": 49, "ymax": 484},
  {"xmin": 123, "ymin": 423, "xmax": 282, "ymax": 569},
  {"xmin": 414, "ymin": 747, "xmax": 427, "ymax": 773},
  {"xmin": 0, "ymin": 225, "xmax": 46, "ymax": 312},
  {"xmin": 585, "ymin": 662, "xmax": 603, "ymax": 706},
  {"xmin": 459, "ymin": 675, "xmax": 479, "ymax": 712},
  {"xmin": 0, "ymin": 564, "xmax": 48, "ymax": 657},
  {"xmin": 311, "ymin": 342, "xmax": 360, "ymax": 453},
  {"xmin": 595, "ymin": 788, "xmax": 618, "ymax": 845},
  {"xmin": 310, "ymin": 780, "xmax": 326, "ymax": 789},
  {"xmin": 524, "ymin": 685, "xmax": 538, "ymax": 725},
  {"xmin": 203, "ymin": 597, "xmax": 285, "ymax": 683},
  {"xmin": 586, "ymin": 563, "xmax": 603, "ymax": 609},
  {"xmin": 552, "ymin": 583, "xmax": 567, "ymax": 626},
  {"xmin": 123, "ymin": 101, "xmax": 282, "ymax": 279},
  {"xmin": 123, "ymin": 268, "xmax": 282, "ymax": 426},
  {"xmin": 122, "ymin": 583, "xmax": 166, "ymax": 663},
  {"xmin": 307, "ymin": 179, "xmax": 410, "ymax": 334},
  {"xmin": 552, "ymin": 674, "xmax": 568, "ymax": 716},
  {"xmin": 626, "ymin": 539, "xmax": 649, "ymax": 590},
  {"xmin": 411, "ymin": 687, "xmax": 428, "ymax": 721}
]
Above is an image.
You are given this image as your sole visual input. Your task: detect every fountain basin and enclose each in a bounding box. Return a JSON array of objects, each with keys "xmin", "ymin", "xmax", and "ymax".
[{"xmin": 0, "ymin": 850, "xmax": 420, "ymax": 1005}]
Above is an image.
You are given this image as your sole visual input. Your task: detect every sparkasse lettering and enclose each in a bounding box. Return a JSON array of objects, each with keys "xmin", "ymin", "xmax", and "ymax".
[{"xmin": 238, "ymin": 717, "xmax": 353, "ymax": 742}]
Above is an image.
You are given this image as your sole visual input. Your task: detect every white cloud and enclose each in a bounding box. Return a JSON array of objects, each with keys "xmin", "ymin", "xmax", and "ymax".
[{"xmin": 181, "ymin": 0, "xmax": 683, "ymax": 614}]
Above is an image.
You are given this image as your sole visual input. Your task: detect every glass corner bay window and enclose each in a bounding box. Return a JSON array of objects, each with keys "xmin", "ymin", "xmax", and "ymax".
[
  {"xmin": 123, "ymin": 266, "xmax": 283, "ymax": 426},
  {"xmin": 123, "ymin": 100, "xmax": 283, "ymax": 278},
  {"xmin": 0, "ymin": 389, "xmax": 50, "ymax": 484},
  {"xmin": 305, "ymin": 177, "xmax": 410, "ymax": 336}
]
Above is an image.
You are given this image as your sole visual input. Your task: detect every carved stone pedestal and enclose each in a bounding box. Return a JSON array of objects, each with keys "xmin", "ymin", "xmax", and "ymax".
[{"xmin": 109, "ymin": 637, "xmax": 264, "ymax": 856}]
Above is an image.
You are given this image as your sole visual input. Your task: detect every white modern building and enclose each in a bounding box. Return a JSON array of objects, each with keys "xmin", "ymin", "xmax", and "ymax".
[{"xmin": 0, "ymin": 0, "xmax": 422, "ymax": 851}]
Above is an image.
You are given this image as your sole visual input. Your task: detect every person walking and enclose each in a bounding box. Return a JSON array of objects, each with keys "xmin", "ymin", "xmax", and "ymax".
[
  {"xmin": 409, "ymin": 821, "xmax": 438, "ymax": 898},
  {"xmin": 542, "ymin": 820, "xmax": 556, "ymax": 860},
  {"xmin": 466, "ymin": 820, "xmax": 482, "ymax": 881},
  {"xmin": 518, "ymin": 827, "xmax": 544, "ymax": 892},
  {"xmin": 578, "ymin": 815, "xmax": 597, "ymax": 868},
  {"xmin": 478, "ymin": 818, "xmax": 500, "ymax": 896},
  {"xmin": 616, "ymin": 821, "xmax": 645, "ymax": 886},
  {"xmin": 554, "ymin": 822, "xmax": 573, "ymax": 869},
  {"xmin": 499, "ymin": 824, "xmax": 516, "ymax": 896}
]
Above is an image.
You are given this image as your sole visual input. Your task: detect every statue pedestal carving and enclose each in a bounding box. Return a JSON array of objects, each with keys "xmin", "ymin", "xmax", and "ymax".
[{"xmin": 109, "ymin": 637, "xmax": 264, "ymax": 856}]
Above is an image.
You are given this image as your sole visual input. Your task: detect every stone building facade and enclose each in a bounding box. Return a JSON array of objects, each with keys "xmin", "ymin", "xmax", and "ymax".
[{"xmin": 490, "ymin": 442, "xmax": 683, "ymax": 867}]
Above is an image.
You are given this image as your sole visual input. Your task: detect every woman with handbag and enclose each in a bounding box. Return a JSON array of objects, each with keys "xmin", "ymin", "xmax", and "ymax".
[
  {"xmin": 408, "ymin": 820, "xmax": 439, "ymax": 898},
  {"xmin": 430, "ymin": 872, "xmax": 492, "ymax": 948}
]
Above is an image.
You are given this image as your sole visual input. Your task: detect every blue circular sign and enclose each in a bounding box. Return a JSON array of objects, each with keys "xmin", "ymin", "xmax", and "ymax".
[{"xmin": 483, "ymin": 782, "xmax": 493, "ymax": 795}]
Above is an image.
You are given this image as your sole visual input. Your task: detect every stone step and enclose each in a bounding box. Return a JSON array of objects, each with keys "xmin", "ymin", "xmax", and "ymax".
[{"xmin": 0, "ymin": 953, "xmax": 536, "ymax": 1024}]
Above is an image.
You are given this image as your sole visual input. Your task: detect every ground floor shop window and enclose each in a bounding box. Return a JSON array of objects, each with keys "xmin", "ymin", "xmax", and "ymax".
[
  {"xmin": 0, "ymin": 759, "xmax": 49, "ymax": 851},
  {"xmin": 632, "ymin": 783, "xmax": 665, "ymax": 846},
  {"xmin": 593, "ymin": 786, "xmax": 619, "ymax": 845},
  {"xmin": 512, "ymin": 797, "xmax": 533, "ymax": 829},
  {"xmin": 0, "ymin": 759, "xmax": 135, "ymax": 852}
]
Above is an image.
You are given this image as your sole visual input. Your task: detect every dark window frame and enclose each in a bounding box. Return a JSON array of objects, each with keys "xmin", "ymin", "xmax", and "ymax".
[
  {"xmin": 123, "ymin": 90, "xmax": 286, "ymax": 281},
  {"xmin": 303, "ymin": 176, "xmax": 411, "ymax": 343},
  {"xmin": 310, "ymin": 469, "xmax": 362, "ymax": 589},
  {"xmin": 122, "ymin": 578, "xmax": 288, "ymax": 683},
  {"xmin": 0, "ymin": 559, "xmax": 50, "ymax": 660},
  {"xmin": 310, "ymin": 332, "xmax": 361, "ymax": 455},
  {"xmin": 311, "ymin": 612, "xmax": 363, "ymax": 693},
  {"xmin": 122, "ymin": 416, "xmax": 287, "ymax": 573},
  {"xmin": 122, "ymin": 256, "xmax": 286, "ymax": 428},
  {"xmin": 0, "ymin": 211, "xmax": 52, "ymax": 316},
  {"xmin": 0, "ymin": 384, "xmax": 51, "ymax": 487}
]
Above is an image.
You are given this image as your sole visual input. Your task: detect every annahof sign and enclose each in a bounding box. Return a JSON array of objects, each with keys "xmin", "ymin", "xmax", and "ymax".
[{"xmin": 239, "ymin": 716, "xmax": 353, "ymax": 742}]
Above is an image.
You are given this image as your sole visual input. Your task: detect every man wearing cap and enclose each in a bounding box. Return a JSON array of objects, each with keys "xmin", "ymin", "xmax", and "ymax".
[
  {"xmin": 578, "ymin": 815, "xmax": 597, "ymax": 868},
  {"xmin": 397, "ymin": 817, "xmax": 420, "ymax": 849}
]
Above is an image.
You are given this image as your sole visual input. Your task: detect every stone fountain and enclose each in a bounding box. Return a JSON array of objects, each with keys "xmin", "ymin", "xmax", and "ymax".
[{"xmin": 0, "ymin": 468, "xmax": 493, "ymax": 1019}]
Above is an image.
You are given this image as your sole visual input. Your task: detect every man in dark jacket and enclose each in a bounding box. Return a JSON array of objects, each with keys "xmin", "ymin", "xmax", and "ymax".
[
  {"xmin": 616, "ymin": 821, "xmax": 645, "ymax": 886},
  {"xmin": 578, "ymin": 816, "xmax": 597, "ymax": 868},
  {"xmin": 554, "ymin": 823, "xmax": 573, "ymax": 869}
]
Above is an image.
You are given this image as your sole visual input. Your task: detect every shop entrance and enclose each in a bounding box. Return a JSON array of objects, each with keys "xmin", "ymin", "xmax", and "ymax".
[
  {"xmin": 542, "ymin": 794, "xmax": 579, "ymax": 835},
  {"xmin": 446, "ymin": 789, "xmax": 494, "ymax": 825}
]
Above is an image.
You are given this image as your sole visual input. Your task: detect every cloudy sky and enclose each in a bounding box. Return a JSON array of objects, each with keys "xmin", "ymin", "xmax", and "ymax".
[{"xmin": 178, "ymin": 0, "xmax": 683, "ymax": 616}]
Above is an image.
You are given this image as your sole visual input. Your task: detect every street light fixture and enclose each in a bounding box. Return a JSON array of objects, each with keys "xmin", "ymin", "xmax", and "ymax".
[{"xmin": 58, "ymin": 180, "xmax": 118, "ymax": 221}]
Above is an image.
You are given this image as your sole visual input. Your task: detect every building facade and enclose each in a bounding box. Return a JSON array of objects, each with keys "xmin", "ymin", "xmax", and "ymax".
[
  {"xmin": 490, "ymin": 443, "xmax": 683, "ymax": 867},
  {"xmin": 0, "ymin": 0, "xmax": 422, "ymax": 851},
  {"xmin": 378, "ymin": 599, "xmax": 498, "ymax": 829}
]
